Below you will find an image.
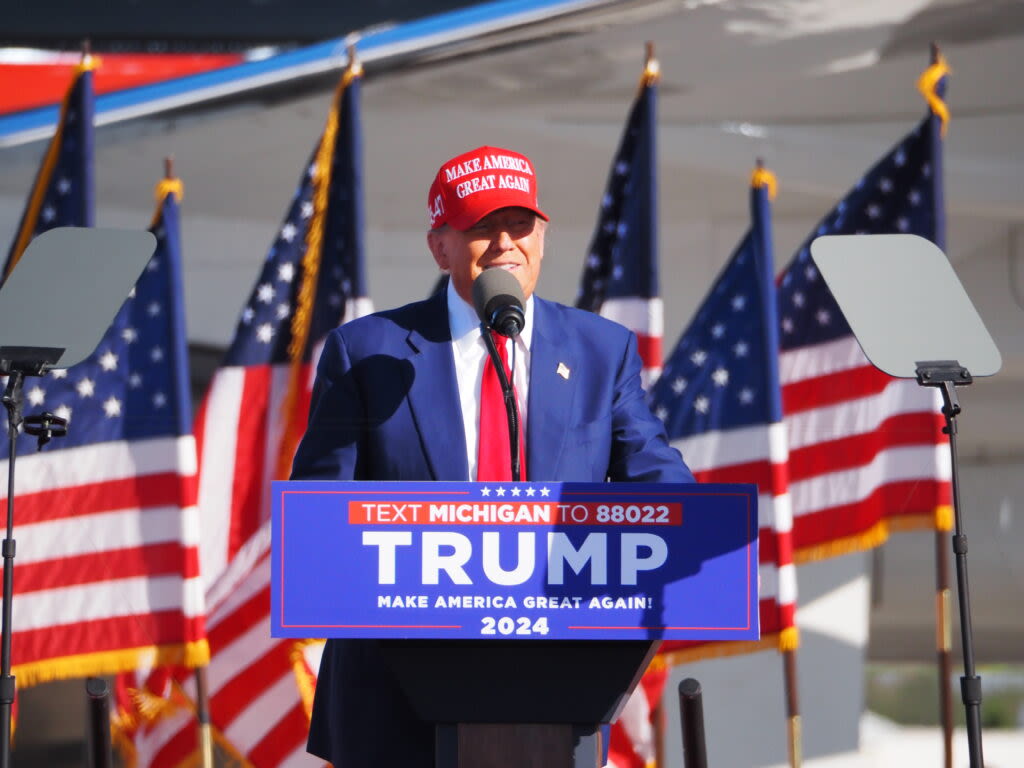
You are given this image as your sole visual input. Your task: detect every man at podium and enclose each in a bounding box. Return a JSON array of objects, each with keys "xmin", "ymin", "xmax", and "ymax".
[{"xmin": 292, "ymin": 145, "xmax": 694, "ymax": 766}]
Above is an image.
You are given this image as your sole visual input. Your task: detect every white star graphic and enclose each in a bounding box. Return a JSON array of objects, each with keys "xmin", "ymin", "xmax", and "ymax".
[
  {"xmin": 733, "ymin": 341, "xmax": 749, "ymax": 357},
  {"xmin": 56, "ymin": 177, "xmax": 71, "ymax": 195},
  {"xmin": 50, "ymin": 368, "xmax": 68, "ymax": 379},
  {"xmin": 256, "ymin": 323, "xmax": 275, "ymax": 343},
  {"xmin": 671, "ymin": 377, "xmax": 687, "ymax": 394},
  {"xmin": 76, "ymin": 378, "xmax": 95, "ymax": 397},
  {"xmin": 511, "ymin": 487, "xmax": 521, "ymax": 497},
  {"xmin": 739, "ymin": 388, "xmax": 754, "ymax": 404},
  {"xmin": 300, "ymin": 201, "xmax": 314, "ymax": 219},
  {"xmin": 614, "ymin": 160, "xmax": 629, "ymax": 175},
  {"xmin": 540, "ymin": 487, "xmax": 551, "ymax": 497},
  {"xmin": 41, "ymin": 205, "xmax": 56, "ymax": 222},
  {"xmin": 694, "ymin": 395, "xmax": 710, "ymax": 414},
  {"xmin": 241, "ymin": 307, "xmax": 255, "ymax": 324},
  {"xmin": 151, "ymin": 347, "xmax": 164, "ymax": 362},
  {"xmin": 782, "ymin": 317, "xmax": 794, "ymax": 333},
  {"xmin": 711, "ymin": 323, "xmax": 725, "ymax": 338},
  {"xmin": 612, "ymin": 264, "xmax": 624, "ymax": 279},
  {"xmin": 587, "ymin": 254, "xmax": 601, "ymax": 269},
  {"xmin": 27, "ymin": 386, "xmax": 45, "ymax": 406},
  {"xmin": 867, "ymin": 204, "xmax": 882, "ymax": 219},
  {"xmin": 804, "ymin": 265, "xmax": 818, "ymax": 281},
  {"xmin": 690, "ymin": 349, "xmax": 707, "ymax": 366},
  {"xmin": 103, "ymin": 397, "xmax": 122, "ymax": 418},
  {"xmin": 896, "ymin": 217, "xmax": 910, "ymax": 231},
  {"xmin": 99, "ymin": 351, "xmax": 118, "ymax": 371},
  {"xmin": 128, "ymin": 287, "xmax": 136, "ymax": 299},
  {"xmin": 731, "ymin": 294, "xmax": 746, "ymax": 311},
  {"xmin": 276, "ymin": 303, "xmax": 290, "ymax": 320},
  {"xmin": 153, "ymin": 392, "xmax": 167, "ymax": 408},
  {"xmin": 147, "ymin": 301, "xmax": 161, "ymax": 317},
  {"xmin": 792, "ymin": 292, "xmax": 805, "ymax": 308},
  {"xmin": 129, "ymin": 373, "xmax": 142, "ymax": 388},
  {"xmin": 712, "ymin": 368, "xmax": 729, "ymax": 387},
  {"xmin": 280, "ymin": 223, "xmax": 298, "ymax": 242},
  {"xmin": 616, "ymin": 221, "xmax": 628, "ymax": 237},
  {"xmin": 147, "ymin": 257, "xmax": 160, "ymax": 272},
  {"xmin": 495, "ymin": 487, "xmax": 506, "ymax": 497},
  {"xmin": 278, "ymin": 263, "xmax": 295, "ymax": 282},
  {"xmin": 908, "ymin": 189, "xmax": 921, "ymax": 206},
  {"xmin": 655, "ymin": 406, "xmax": 669, "ymax": 421},
  {"xmin": 894, "ymin": 149, "xmax": 906, "ymax": 167},
  {"xmin": 525, "ymin": 487, "xmax": 536, "ymax": 497},
  {"xmin": 480, "ymin": 487, "xmax": 491, "ymax": 497},
  {"xmin": 878, "ymin": 177, "xmax": 893, "ymax": 193},
  {"xmin": 816, "ymin": 309, "xmax": 831, "ymax": 325},
  {"xmin": 54, "ymin": 405, "xmax": 71, "ymax": 423},
  {"xmin": 122, "ymin": 327, "xmax": 137, "ymax": 343},
  {"xmin": 601, "ymin": 193, "xmax": 612, "ymax": 209},
  {"xmin": 256, "ymin": 283, "xmax": 275, "ymax": 304}
]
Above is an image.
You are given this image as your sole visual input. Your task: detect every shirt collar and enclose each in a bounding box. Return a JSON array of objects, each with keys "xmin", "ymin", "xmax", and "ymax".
[{"xmin": 446, "ymin": 275, "xmax": 534, "ymax": 357}]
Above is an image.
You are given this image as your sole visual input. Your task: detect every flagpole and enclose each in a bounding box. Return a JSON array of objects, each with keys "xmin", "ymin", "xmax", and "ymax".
[
  {"xmin": 165, "ymin": 154, "xmax": 213, "ymax": 768},
  {"xmin": 918, "ymin": 42, "xmax": 955, "ymax": 768}
]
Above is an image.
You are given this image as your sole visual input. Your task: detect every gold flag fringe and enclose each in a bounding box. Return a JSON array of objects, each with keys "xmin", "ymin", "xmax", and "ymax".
[
  {"xmin": 150, "ymin": 177, "xmax": 185, "ymax": 228},
  {"xmin": 916, "ymin": 53, "xmax": 951, "ymax": 136},
  {"xmin": 750, "ymin": 165, "xmax": 778, "ymax": 201},
  {"xmin": 12, "ymin": 639, "xmax": 209, "ymax": 689},
  {"xmin": 273, "ymin": 60, "xmax": 361, "ymax": 484},
  {"xmin": 659, "ymin": 633, "xmax": 781, "ymax": 667},
  {"xmin": 291, "ymin": 639, "xmax": 324, "ymax": 720},
  {"xmin": 792, "ymin": 508, "xmax": 948, "ymax": 565}
]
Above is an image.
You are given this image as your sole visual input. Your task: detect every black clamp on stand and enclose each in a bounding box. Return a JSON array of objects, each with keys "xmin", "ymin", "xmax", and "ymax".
[
  {"xmin": 916, "ymin": 359, "xmax": 984, "ymax": 766},
  {"xmin": 810, "ymin": 234, "xmax": 1002, "ymax": 768},
  {"xmin": 0, "ymin": 347, "xmax": 66, "ymax": 766}
]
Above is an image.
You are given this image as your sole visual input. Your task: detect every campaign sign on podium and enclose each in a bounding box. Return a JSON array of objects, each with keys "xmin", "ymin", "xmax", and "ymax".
[{"xmin": 271, "ymin": 481, "xmax": 758, "ymax": 642}]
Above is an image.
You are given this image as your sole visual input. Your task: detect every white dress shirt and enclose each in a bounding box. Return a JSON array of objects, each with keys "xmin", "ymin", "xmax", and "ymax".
[{"xmin": 446, "ymin": 276, "xmax": 533, "ymax": 480}]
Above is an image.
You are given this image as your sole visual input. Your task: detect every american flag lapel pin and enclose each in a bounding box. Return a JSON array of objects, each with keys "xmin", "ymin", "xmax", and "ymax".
[{"xmin": 557, "ymin": 362, "xmax": 571, "ymax": 380}]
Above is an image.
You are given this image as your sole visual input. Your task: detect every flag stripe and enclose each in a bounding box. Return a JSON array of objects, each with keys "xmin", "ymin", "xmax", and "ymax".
[{"xmin": 14, "ymin": 542, "xmax": 199, "ymax": 593}]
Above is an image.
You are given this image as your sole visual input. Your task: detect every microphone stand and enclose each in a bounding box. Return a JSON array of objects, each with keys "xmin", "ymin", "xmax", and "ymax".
[
  {"xmin": 480, "ymin": 325, "xmax": 521, "ymax": 482},
  {"xmin": 0, "ymin": 347, "xmax": 66, "ymax": 768}
]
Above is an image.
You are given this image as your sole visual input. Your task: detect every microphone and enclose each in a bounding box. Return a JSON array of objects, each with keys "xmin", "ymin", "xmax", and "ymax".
[{"xmin": 472, "ymin": 268, "xmax": 525, "ymax": 338}]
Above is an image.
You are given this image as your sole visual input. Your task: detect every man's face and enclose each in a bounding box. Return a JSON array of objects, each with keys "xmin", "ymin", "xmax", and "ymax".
[{"xmin": 427, "ymin": 207, "xmax": 545, "ymax": 305}]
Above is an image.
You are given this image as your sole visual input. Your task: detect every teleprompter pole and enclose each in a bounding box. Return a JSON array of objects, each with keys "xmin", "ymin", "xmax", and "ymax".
[{"xmin": 916, "ymin": 360, "xmax": 984, "ymax": 768}]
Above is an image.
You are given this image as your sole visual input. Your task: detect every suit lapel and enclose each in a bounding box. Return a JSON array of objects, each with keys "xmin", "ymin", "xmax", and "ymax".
[
  {"xmin": 527, "ymin": 299, "xmax": 576, "ymax": 480},
  {"xmin": 404, "ymin": 295, "xmax": 469, "ymax": 481}
]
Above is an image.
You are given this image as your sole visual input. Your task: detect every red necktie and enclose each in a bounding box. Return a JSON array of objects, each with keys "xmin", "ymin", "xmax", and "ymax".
[{"xmin": 477, "ymin": 330, "xmax": 527, "ymax": 481}]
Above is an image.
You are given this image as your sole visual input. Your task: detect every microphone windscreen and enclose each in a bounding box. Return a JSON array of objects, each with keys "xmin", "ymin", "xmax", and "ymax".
[{"xmin": 472, "ymin": 268, "xmax": 525, "ymax": 327}]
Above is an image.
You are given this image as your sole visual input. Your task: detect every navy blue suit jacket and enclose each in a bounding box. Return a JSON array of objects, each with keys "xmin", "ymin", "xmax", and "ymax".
[{"xmin": 293, "ymin": 291, "xmax": 693, "ymax": 766}]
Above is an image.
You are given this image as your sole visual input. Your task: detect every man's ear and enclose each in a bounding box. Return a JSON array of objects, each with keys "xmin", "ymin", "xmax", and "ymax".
[{"xmin": 427, "ymin": 229, "xmax": 449, "ymax": 271}]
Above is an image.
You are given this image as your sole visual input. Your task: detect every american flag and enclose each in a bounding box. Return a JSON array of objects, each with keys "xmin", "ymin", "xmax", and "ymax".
[
  {"xmin": 585, "ymin": 54, "xmax": 670, "ymax": 768},
  {"xmin": 117, "ymin": 57, "xmax": 368, "ymax": 767},
  {"xmin": 129, "ymin": 523, "xmax": 324, "ymax": 768},
  {"xmin": 778, "ymin": 67, "xmax": 951, "ymax": 562},
  {"xmin": 650, "ymin": 169, "xmax": 798, "ymax": 667},
  {"xmin": 577, "ymin": 57, "xmax": 662, "ymax": 386},
  {"xmin": 0, "ymin": 175, "xmax": 207, "ymax": 687},
  {"xmin": 4, "ymin": 55, "xmax": 95, "ymax": 278}
]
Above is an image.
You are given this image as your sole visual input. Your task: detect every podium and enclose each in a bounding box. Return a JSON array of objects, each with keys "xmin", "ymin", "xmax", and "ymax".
[
  {"xmin": 382, "ymin": 639, "xmax": 656, "ymax": 767},
  {"xmin": 272, "ymin": 480, "xmax": 759, "ymax": 767}
]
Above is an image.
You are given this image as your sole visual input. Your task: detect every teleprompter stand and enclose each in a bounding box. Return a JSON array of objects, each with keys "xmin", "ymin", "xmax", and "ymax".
[
  {"xmin": 381, "ymin": 639, "xmax": 657, "ymax": 768},
  {"xmin": 811, "ymin": 234, "xmax": 1002, "ymax": 768},
  {"xmin": 0, "ymin": 227, "xmax": 156, "ymax": 768}
]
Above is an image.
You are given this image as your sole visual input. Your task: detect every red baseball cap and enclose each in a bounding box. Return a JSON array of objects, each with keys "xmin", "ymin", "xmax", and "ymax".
[{"xmin": 427, "ymin": 146, "xmax": 549, "ymax": 230}]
